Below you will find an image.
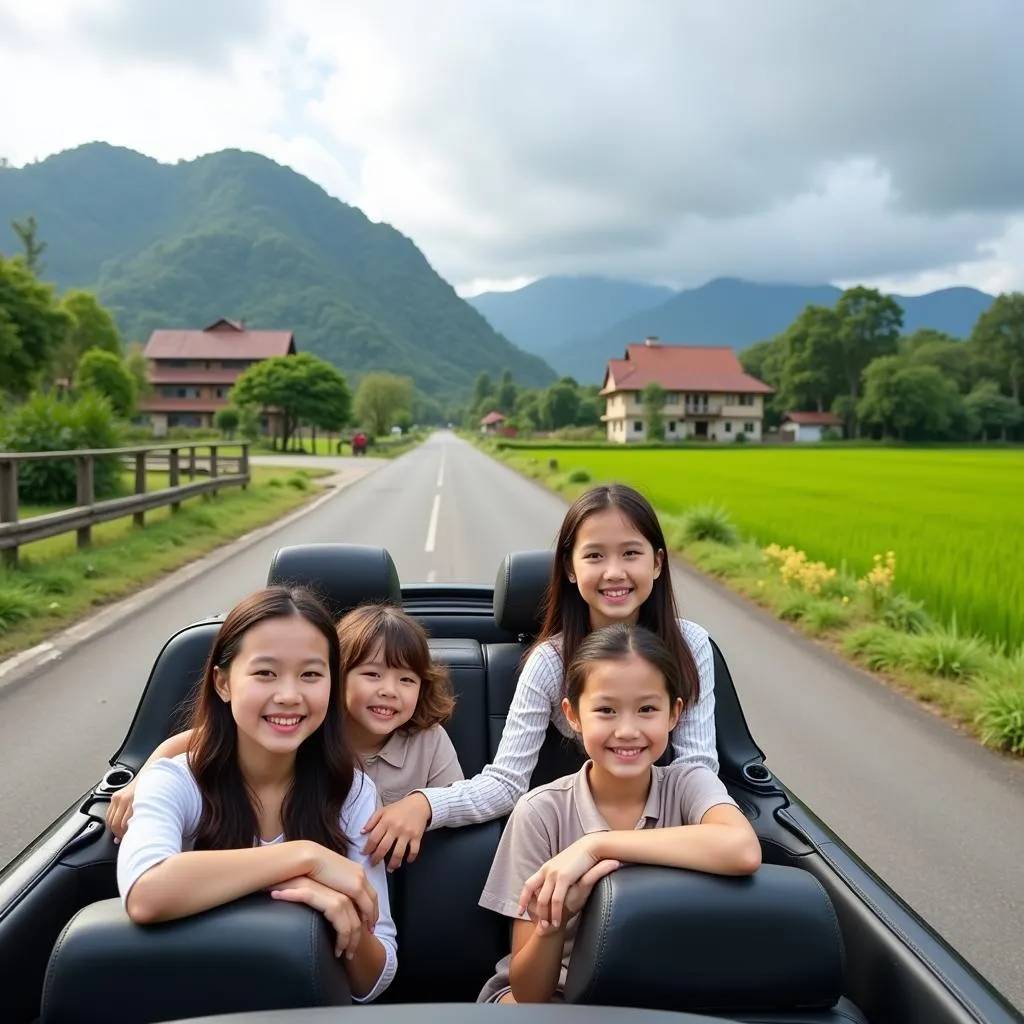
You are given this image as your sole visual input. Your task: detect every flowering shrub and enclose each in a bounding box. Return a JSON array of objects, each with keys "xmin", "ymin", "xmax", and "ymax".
[
  {"xmin": 763, "ymin": 543, "xmax": 837, "ymax": 595},
  {"xmin": 859, "ymin": 551, "xmax": 896, "ymax": 610}
]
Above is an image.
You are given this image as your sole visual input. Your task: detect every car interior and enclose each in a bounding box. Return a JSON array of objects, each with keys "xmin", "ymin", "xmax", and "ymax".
[{"xmin": 1, "ymin": 543, "xmax": 1020, "ymax": 1024}]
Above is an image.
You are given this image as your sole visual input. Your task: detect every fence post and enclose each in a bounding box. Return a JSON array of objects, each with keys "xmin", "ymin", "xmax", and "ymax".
[
  {"xmin": 240, "ymin": 442, "xmax": 250, "ymax": 490},
  {"xmin": 0, "ymin": 458, "xmax": 18, "ymax": 569},
  {"xmin": 209, "ymin": 444, "xmax": 219, "ymax": 498},
  {"xmin": 76, "ymin": 455, "xmax": 95, "ymax": 550},
  {"xmin": 169, "ymin": 448, "xmax": 181, "ymax": 512},
  {"xmin": 188, "ymin": 446, "xmax": 196, "ymax": 480},
  {"xmin": 134, "ymin": 452, "xmax": 147, "ymax": 527}
]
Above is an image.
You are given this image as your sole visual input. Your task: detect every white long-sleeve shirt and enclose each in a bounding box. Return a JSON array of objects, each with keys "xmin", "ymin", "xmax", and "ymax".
[
  {"xmin": 419, "ymin": 618, "xmax": 718, "ymax": 829},
  {"xmin": 117, "ymin": 755, "xmax": 398, "ymax": 1003}
]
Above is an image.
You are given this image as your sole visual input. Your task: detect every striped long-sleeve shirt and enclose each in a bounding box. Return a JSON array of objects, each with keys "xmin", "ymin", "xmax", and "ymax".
[{"xmin": 419, "ymin": 619, "xmax": 718, "ymax": 830}]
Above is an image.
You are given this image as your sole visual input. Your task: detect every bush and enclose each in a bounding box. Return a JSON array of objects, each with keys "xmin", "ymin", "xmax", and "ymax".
[
  {"xmin": 678, "ymin": 504, "xmax": 739, "ymax": 546},
  {"xmin": 882, "ymin": 592, "xmax": 933, "ymax": 634},
  {"xmin": 567, "ymin": 468, "xmax": 591, "ymax": 484},
  {"xmin": 0, "ymin": 391, "xmax": 123, "ymax": 504},
  {"xmin": 974, "ymin": 683, "xmax": 1024, "ymax": 754}
]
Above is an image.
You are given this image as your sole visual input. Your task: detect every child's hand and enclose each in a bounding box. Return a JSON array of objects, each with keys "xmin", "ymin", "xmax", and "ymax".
[
  {"xmin": 271, "ymin": 877, "xmax": 365, "ymax": 959},
  {"xmin": 106, "ymin": 780, "xmax": 138, "ymax": 842},
  {"xmin": 519, "ymin": 837, "xmax": 620, "ymax": 930},
  {"xmin": 525, "ymin": 864, "xmax": 618, "ymax": 937},
  {"xmin": 306, "ymin": 847, "xmax": 380, "ymax": 930},
  {"xmin": 361, "ymin": 793, "xmax": 432, "ymax": 871}
]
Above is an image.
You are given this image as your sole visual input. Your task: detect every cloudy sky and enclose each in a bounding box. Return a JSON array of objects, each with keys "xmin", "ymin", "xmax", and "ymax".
[{"xmin": 2, "ymin": 0, "xmax": 1023, "ymax": 297}]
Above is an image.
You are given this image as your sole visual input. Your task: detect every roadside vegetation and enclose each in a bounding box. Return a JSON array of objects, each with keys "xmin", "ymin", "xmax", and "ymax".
[
  {"xmin": 481, "ymin": 441, "xmax": 1024, "ymax": 758},
  {"xmin": 0, "ymin": 463, "xmax": 330, "ymax": 658}
]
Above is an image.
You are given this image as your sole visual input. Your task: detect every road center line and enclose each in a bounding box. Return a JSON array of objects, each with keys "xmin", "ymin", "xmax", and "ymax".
[
  {"xmin": 424, "ymin": 492, "xmax": 441, "ymax": 553},
  {"xmin": 437, "ymin": 447, "xmax": 445, "ymax": 489}
]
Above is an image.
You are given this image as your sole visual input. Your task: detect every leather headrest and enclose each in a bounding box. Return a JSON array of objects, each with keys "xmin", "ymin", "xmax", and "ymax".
[
  {"xmin": 267, "ymin": 543, "xmax": 401, "ymax": 620},
  {"xmin": 565, "ymin": 863, "xmax": 844, "ymax": 1013},
  {"xmin": 493, "ymin": 549, "xmax": 554, "ymax": 638},
  {"xmin": 41, "ymin": 894, "xmax": 350, "ymax": 1024}
]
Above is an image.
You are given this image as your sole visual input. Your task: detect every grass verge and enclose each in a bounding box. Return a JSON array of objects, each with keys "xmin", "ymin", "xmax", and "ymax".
[
  {"xmin": 480, "ymin": 440, "xmax": 1024, "ymax": 759},
  {"xmin": 0, "ymin": 466, "xmax": 331, "ymax": 658}
]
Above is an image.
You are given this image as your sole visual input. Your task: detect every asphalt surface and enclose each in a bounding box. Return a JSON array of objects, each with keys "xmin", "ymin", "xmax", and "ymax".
[{"xmin": 1, "ymin": 431, "xmax": 1021, "ymax": 1008}]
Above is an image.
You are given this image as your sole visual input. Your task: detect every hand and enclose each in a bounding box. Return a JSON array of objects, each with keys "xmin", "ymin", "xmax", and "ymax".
[
  {"xmin": 525, "ymin": 859, "xmax": 621, "ymax": 935},
  {"xmin": 271, "ymin": 877, "xmax": 364, "ymax": 959},
  {"xmin": 519, "ymin": 836, "xmax": 618, "ymax": 929},
  {"xmin": 106, "ymin": 780, "xmax": 138, "ymax": 842},
  {"xmin": 306, "ymin": 846, "xmax": 380, "ymax": 930},
  {"xmin": 360, "ymin": 793, "xmax": 432, "ymax": 871}
]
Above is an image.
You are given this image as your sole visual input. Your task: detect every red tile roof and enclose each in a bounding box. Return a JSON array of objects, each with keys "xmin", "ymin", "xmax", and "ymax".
[
  {"xmin": 480, "ymin": 411, "xmax": 507, "ymax": 425},
  {"xmin": 783, "ymin": 411, "xmax": 843, "ymax": 426},
  {"xmin": 600, "ymin": 341, "xmax": 773, "ymax": 395},
  {"xmin": 144, "ymin": 318, "xmax": 295, "ymax": 361}
]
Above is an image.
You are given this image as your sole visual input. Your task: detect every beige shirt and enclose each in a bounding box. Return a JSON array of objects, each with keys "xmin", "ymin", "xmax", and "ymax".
[
  {"xmin": 477, "ymin": 761, "xmax": 737, "ymax": 1003},
  {"xmin": 359, "ymin": 724, "xmax": 464, "ymax": 806}
]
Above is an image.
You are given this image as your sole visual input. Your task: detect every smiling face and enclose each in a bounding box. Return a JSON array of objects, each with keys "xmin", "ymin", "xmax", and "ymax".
[
  {"xmin": 563, "ymin": 652, "xmax": 681, "ymax": 783},
  {"xmin": 213, "ymin": 614, "xmax": 332, "ymax": 763},
  {"xmin": 343, "ymin": 644, "xmax": 422, "ymax": 753},
  {"xmin": 568, "ymin": 507, "xmax": 664, "ymax": 629}
]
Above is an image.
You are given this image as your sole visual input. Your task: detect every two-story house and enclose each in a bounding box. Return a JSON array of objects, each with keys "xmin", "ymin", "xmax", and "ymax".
[
  {"xmin": 139, "ymin": 318, "xmax": 296, "ymax": 435},
  {"xmin": 600, "ymin": 338, "xmax": 774, "ymax": 443}
]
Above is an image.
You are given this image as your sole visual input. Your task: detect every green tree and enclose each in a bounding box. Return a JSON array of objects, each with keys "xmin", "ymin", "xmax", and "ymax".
[
  {"xmin": 53, "ymin": 290, "xmax": 122, "ymax": 382},
  {"xmin": 215, "ymin": 406, "xmax": 240, "ymax": 438},
  {"xmin": 11, "ymin": 215, "xmax": 46, "ymax": 274},
  {"xmin": 539, "ymin": 381, "xmax": 580, "ymax": 429},
  {"xmin": 963, "ymin": 380, "xmax": 1021, "ymax": 440},
  {"xmin": 0, "ymin": 253, "xmax": 73, "ymax": 398},
  {"xmin": 232, "ymin": 353, "xmax": 350, "ymax": 449},
  {"xmin": 494, "ymin": 369, "xmax": 517, "ymax": 413},
  {"xmin": 472, "ymin": 371, "xmax": 494, "ymax": 412},
  {"xmin": 75, "ymin": 348, "xmax": 137, "ymax": 419},
  {"xmin": 124, "ymin": 341, "xmax": 153, "ymax": 401},
  {"xmin": 902, "ymin": 330, "xmax": 974, "ymax": 393},
  {"xmin": 776, "ymin": 305, "xmax": 845, "ymax": 413},
  {"xmin": 857, "ymin": 357, "xmax": 963, "ymax": 441},
  {"xmin": 834, "ymin": 286, "xmax": 903, "ymax": 399},
  {"xmin": 354, "ymin": 372, "xmax": 413, "ymax": 437},
  {"xmin": 641, "ymin": 381, "xmax": 666, "ymax": 441},
  {"xmin": 970, "ymin": 292, "xmax": 1024, "ymax": 402}
]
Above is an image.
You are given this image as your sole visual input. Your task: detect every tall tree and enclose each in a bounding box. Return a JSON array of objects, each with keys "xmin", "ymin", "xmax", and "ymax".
[
  {"xmin": 834, "ymin": 286, "xmax": 903, "ymax": 399},
  {"xmin": 11, "ymin": 215, "xmax": 47, "ymax": 274},
  {"xmin": 776, "ymin": 305, "xmax": 845, "ymax": 412},
  {"xmin": 52, "ymin": 290, "xmax": 123, "ymax": 382},
  {"xmin": 75, "ymin": 349, "xmax": 137, "ymax": 419},
  {"xmin": 354, "ymin": 372, "xmax": 414, "ymax": 437},
  {"xmin": 0, "ymin": 253, "xmax": 72, "ymax": 398},
  {"xmin": 970, "ymin": 292, "xmax": 1024, "ymax": 402},
  {"xmin": 494, "ymin": 369, "xmax": 517, "ymax": 413},
  {"xmin": 858, "ymin": 357, "xmax": 963, "ymax": 441},
  {"xmin": 641, "ymin": 381, "xmax": 666, "ymax": 441},
  {"xmin": 963, "ymin": 380, "xmax": 1021, "ymax": 440}
]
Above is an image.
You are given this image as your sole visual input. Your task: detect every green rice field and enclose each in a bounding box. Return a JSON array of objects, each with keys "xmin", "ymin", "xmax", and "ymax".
[{"xmin": 517, "ymin": 447, "xmax": 1024, "ymax": 649}]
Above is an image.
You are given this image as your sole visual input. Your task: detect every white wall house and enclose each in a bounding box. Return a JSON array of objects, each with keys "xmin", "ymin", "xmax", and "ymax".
[
  {"xmin": 600, "ymin": 338, "xmax": 774, "ymax": 443},
  {"xmin": 780, "ymin": 411, "xmax": 845, "ymax": 443}
]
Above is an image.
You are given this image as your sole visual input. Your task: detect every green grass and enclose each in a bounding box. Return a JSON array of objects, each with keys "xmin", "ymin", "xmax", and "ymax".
[
  {"xmin": 500, "ymin": 446, "xmax": 1023, "ymax": 649},
  {"xmin": 0, "ymin": 466, "xmax": 330, "ymax": 657}
]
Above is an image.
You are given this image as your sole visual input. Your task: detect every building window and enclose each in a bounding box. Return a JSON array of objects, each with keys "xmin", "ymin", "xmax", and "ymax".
[
  {"xmin": 724, "ymin": 422, "xmax": 733, "ymax": 433},
  {"xmin": 668, "ymin": 421, "xmax": 677, "ymax": 432},
  {"xmin": 665, "ymin": 393, "xmax": 679, "ymax": 404},
  {"xmin": 744, "ymin": 421, "xmax": 756, "ymax": 433},
  {"xmin": 739, "ymin": 394, "xmax": 755, "ymax": 406},
  {"xmin": 633, "ymin": 420, "xmax": 643, "ymax": 432},
  {"xmin": 724, "ymin": 394, "xmax": 736, "ymax": 405}
]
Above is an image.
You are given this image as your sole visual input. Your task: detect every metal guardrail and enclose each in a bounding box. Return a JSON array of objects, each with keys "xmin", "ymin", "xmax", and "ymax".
[{"xmin": 0, "ymin": 442, "xmax": 250, "ymax": 568}]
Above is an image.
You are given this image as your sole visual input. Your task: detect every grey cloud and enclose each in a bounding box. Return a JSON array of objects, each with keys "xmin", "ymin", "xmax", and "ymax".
[
  {"xmin": 75, "ymin": 0, "xmax": 271, "ymax": 68},
  {"xmin": 337, "ymin": 0, "xmax": 1024, "ymax": 284}
]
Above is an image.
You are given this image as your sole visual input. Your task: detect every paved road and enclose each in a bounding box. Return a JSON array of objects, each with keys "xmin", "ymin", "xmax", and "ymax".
[{"xmin": 1, "ymin": 432, "xmax": 1021, "ymax": 1007}]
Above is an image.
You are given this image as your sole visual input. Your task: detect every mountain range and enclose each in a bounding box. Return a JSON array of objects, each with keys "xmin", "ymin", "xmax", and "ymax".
[
  {"xmin": 468, "ymin": 275, "xmax": 996, "ymax": 383},
  {"xmin": 0, "ymin": 143, "xmax": 556, "ymax": 399}
]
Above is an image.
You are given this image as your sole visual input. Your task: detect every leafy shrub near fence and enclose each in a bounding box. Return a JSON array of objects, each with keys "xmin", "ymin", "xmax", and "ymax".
[{"xmin": 0, "ymin": 392, "xmax": 124, "ymax": 504}]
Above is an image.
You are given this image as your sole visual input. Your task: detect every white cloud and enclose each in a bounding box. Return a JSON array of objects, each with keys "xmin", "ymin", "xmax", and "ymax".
[{"xmin": 2, "ymin": 0, "xmax": 1023, "ymax": 294}]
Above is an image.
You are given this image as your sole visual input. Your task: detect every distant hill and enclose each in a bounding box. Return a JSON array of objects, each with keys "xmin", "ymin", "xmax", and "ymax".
[
  {"xmin": 0, "ymin": 143, "xmax": 556, "ymax": 398},
  {"xmin": 467, "ymin": 276, "xmax": 673, "ymax": 357},
  {"xmin": 471, "ymin": 275, "xmax": 995, "ymax": 383}
]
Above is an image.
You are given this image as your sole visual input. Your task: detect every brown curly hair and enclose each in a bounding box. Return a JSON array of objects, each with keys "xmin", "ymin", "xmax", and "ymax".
[{"xmin": 337, "ymin": 603, "xmax": 455, "ymax": 733}]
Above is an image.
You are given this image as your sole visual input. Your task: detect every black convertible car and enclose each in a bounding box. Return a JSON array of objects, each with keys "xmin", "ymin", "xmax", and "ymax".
[{"xmin": 0, "ymin": 543, "xmax": 1020, "ymax": 1024}]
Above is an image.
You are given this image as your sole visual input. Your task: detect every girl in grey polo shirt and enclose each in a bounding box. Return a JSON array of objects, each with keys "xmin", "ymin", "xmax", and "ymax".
[{"xmin": 477, "ymin": 623, "xmax": 761, "ymax": 1005}]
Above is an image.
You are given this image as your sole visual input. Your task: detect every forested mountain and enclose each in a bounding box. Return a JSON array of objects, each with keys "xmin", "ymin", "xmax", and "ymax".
[
  {"xmin": 0, "ymin": 143, "xmax": 556, "ymax": 397},
  {"xmin": 471, "ymin": 275, "xmax": 995, "ymax": 382}
]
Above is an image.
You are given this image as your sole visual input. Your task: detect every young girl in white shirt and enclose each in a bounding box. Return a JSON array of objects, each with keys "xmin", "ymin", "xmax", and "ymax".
[
  {"xmin": 477, "ymin": 622, "xmax": 760, "ymax": 1004},
  {"xmin": 361, "ymin": 483, "xmax": 719, "ymax": 867},
  {"xmin": 116, "ymin": 586, "xmax": 398, "ymax": 1003}
]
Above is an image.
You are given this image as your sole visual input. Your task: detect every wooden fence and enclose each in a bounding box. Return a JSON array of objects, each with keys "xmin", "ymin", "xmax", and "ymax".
[{"xmin": 0, "ymin": 442, "xmax": 250, "ymax": 568}]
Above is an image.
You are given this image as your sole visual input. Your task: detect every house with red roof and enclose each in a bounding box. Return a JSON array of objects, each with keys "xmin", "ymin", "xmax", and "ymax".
[
  {"xmin": 780, "ymin": 410, "xmax": 845, "ymax": 443},
  {"xmin": 140, "ymin": 318, "xmax": 296, "ymax": 435},
  {"xmin": 599, "ymin": 337, "xmax": 774, "ymax": 443}
]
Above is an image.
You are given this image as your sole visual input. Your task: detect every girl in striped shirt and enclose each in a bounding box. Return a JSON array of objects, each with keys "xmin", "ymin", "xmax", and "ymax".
[{"xmin": 360, "ymin": 483, "xmax": 718, "ymax": 868}]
